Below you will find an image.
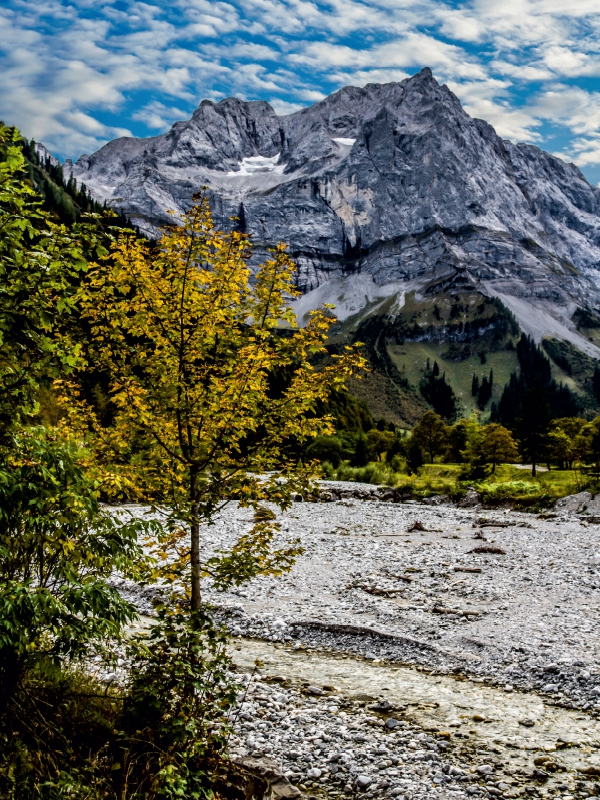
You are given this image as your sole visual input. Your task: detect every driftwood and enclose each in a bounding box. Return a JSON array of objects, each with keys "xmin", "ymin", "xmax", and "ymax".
[
  {"xmin": 433, "ymin": 606, "xmax": 481, "ymax": 617},
  {"xmin": 453, "ymin": 566, "xmax": 482, "ymax": 573},
  {"xmin": 353, "ymin": 584, "xmax": 407, "ymax": 597},
  {"xmin": 407, "ymin": 521, "xmax": 442, "ymax": 533}
]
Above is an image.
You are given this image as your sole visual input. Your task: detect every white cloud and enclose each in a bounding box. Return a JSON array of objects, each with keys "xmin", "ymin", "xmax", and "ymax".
[
  {"xmin": 562, "ymin": 136, "xmax": 600, "ymax": 167},
  {"xmin": 436, "ymin": 8, "xmax": 484, "ymax": 42},
  {"xmin": 330, "ymin": 67, "xmax": 410, "ymax": 85},
  {"xmin": 530, "ymin": 85, "xmax": 600, "ymax": 135},
  {"xmin": 1, "ymin": 0, "xmax": 600, "ymax": 173},
  {"xmin": 132, "ymin": 100, "xmax": 190, "ymax": 129},
  {"xmin": 268, "ymin": 98, "xmax": 306, "ymax": 115}
]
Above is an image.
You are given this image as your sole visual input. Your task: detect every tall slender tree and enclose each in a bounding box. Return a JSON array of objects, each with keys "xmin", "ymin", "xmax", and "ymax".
[{"xmin": 76, "ymin": 196, "xmax": 364, "ymax": 608}]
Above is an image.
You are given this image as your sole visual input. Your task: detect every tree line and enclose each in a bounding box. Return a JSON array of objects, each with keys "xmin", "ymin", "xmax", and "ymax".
[{"xmin": 308, "ymin": 395, "xmax": 600, "ymax": 480}]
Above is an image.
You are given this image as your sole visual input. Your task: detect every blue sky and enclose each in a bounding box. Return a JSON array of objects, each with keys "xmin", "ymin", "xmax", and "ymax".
[{"xmin": 2, "ymin": 0, "xmax": 600, "ymax": 183}]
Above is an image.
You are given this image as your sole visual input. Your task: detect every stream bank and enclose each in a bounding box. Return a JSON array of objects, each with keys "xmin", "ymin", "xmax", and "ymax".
[{"xmin": 228, "ymin": 638, "xmax": 600, "ymax": 800}]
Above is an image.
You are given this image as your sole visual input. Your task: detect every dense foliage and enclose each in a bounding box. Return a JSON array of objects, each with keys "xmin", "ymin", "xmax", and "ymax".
[
  {"xmin": 492, "ymin": 334, "xmax": 580, "ymax": 473},
  {"xmin": 419, "ymin": 360, "xmax": 459, "ymax": 420},
  {"xmin": 0, "ymin": 123, "xmax": 363, "ymax": 797}
]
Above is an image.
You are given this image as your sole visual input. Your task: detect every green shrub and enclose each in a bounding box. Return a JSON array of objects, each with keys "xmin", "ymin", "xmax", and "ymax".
[
  {"xmin": 0, "ymin": 605, "xmax": 239, "ymax": 799},
  {"xmin": 0, "ymin": 428, "xmax": 155, "ymax": 715},
  {"xmin": 335, "ymin": 462, "xmax": 398, "ymax": 486},
  {"xmin": 474, "ymin": 479, "xmax": 552, "ymax": 508},
  {"xmin": 114, "ymin": 605, "xmax": 237, "ymax": 798}
]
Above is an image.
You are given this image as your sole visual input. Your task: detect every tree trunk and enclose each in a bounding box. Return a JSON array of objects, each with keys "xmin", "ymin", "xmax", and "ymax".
[
  {"xmin": 0, "ymin": 651, "xmax": 23, "ymax": 717},
  {"xmin": 190, "ymin": 468, "xmax": 201, "ymax": 611},
  {"xmin": 531, "ymin": 461, "xmax": 537, "ymax": 478}
]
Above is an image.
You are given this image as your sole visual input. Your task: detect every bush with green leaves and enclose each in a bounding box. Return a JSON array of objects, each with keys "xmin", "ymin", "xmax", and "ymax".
[
  {"xmin": 0, "ymin": 601, "xmax": 239, "ymax": 799},
  {"xmin": 113, "ymin": 606, "xmax": 237, "ymax": 799},
  {"xmin": 474, "ymin": 479, "xmax": 551, "ymax": 507},
  {"xmin": 0, "ymin": 428, "xmax": 156, "ymax": 745}
]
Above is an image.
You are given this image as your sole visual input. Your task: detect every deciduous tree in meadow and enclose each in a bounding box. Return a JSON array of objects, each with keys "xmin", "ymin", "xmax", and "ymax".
[
  {"xmin": 477, "ymin": 423, "xmax": 519, "ymax": 473},
  {"xmin": 411, "ymin": 410, "xmax": 449, "ymax": 463}
]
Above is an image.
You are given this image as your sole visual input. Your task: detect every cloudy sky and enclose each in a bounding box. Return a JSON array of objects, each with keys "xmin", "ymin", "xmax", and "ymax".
[{"xmin": 2, "ymin": 0, "xmax": 600, "ymax": 183}]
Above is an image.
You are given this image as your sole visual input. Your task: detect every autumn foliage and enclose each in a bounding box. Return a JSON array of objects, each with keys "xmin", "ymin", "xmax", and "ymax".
[{"xmin": 73, "ymin": 196, "xmax": 364, "ymax": 607}]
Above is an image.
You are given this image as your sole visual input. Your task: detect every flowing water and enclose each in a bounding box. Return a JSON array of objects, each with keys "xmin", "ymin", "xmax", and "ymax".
[{"xmin": 231, "ymin": 638, "xmax": 600, "ymax": 782}]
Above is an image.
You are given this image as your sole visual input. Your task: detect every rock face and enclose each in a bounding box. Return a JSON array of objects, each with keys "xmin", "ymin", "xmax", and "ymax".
[{"xmin": 65, "ymin": 68, "xmax": 600, "ymax": 346}]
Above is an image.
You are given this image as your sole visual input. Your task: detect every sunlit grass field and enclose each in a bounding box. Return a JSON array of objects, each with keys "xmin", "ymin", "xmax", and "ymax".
[{"xmin": 324, "ymin": 460, "xmax": 591, "ymax": 508}]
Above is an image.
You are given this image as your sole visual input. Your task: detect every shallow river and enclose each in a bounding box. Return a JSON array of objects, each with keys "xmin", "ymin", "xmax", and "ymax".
[{"xmin": 231, "ymin": 638, "xmax": 600, "ymax": 781}]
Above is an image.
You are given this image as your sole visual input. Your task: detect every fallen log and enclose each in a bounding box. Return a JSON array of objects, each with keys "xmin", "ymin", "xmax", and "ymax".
[
  {"xmin": 353, "ymin": 584, "xmax": 407, "ymax": 596},
  {"xmin": 433, "ymin": 606, "xmax": 482, "ymax": 617}
]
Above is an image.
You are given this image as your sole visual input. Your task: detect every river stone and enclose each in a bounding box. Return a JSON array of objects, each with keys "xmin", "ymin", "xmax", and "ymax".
[
  {"xmin": 555, "ymin": 492, "xmax": 592, "ymax": 514},
  {"xmin": 356, "ymin": 774, "xmax": 372, "ymax": 788},
  {"xmin": 458, "ymin": 489, "xmax": 481, "ymax": 508}
]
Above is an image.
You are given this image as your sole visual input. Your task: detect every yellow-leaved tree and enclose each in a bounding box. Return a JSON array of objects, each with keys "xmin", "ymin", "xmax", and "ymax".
[{"xmin": 73, "ymin": 196, "xmax": 364, "ymax": 609}]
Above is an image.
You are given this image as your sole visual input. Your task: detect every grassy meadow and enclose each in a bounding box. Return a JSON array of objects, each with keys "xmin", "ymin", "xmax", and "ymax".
[{"xmin": 322, "ymin": 460, "xmax": 592, "ymax": 509}]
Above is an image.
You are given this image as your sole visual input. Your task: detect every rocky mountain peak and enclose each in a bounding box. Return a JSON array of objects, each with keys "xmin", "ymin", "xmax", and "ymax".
[{"xmin": 64, "ymin": 69, "xmax": 600, "ymax": 357}]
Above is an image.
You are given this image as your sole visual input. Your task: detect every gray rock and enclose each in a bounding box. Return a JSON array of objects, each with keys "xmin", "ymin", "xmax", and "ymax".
[
  {"xmin": 555, "ymin": 492, "xmax": 592, "ymax": 514},
  {"xmin": 64, "ymin": 69, "xmax": 600, "ymax": 349},
  {"xmin": 356, "ymin": 774, "xmax": 372, "ymax": 788},
  {"xmin": 584, "ymin": 494, "xmax": 600, "ymax": 513},
  {"xmin": 458, "ymin": 489, "xmax": 481, "ymax": 508},
  {"xmin": 421, "ymin": 495, "xmax": 450, "ymax": 506}
]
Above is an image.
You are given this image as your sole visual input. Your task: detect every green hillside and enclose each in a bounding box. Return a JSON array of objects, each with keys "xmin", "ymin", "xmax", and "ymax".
[
  {"xmin": 331, "ymin": 289, "xmax": 600, "ymax": 427},
  {"xmin": 387, "ymin": 341, "xmax": 518, "ymax": 418}
]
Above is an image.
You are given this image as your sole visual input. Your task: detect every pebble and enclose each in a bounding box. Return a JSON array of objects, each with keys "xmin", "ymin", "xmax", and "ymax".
[{"xmin": 227, "ymin": 675, "xmax": 481, "ymax": 799}]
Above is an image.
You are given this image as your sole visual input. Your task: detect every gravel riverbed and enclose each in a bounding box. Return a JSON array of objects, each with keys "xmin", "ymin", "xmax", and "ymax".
[{"xmin": 110, "ymin": 485, "xmax": 600, "ymax": 799}]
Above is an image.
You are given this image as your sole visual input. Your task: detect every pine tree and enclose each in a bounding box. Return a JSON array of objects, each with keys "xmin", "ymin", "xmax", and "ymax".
[
  {"xmin": 471, "ymin": 374, "xmax": 480, "ymax": 397},
  {"xmin": 477, "ymin": 373, "xmax": 493, "ymax": 409},
  {"xmin": 493, "ymin": 334, "xmax": 579, "ymax": 431},
  {"xmin": 593, "ymin": 365, "xmax": 600, "ymax": 403},
  {"xmin": 420, "ymin": 369, "xmax": 459, "ymax": 421}
]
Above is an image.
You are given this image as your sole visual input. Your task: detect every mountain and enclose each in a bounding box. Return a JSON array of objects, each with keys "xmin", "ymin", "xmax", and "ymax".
[{"xmin": 64, "ymin": 68, "xmax": 600, "ymax": 423}]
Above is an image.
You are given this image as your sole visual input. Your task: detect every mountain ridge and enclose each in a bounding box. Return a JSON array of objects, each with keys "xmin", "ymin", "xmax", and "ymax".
[{"xmin": 63, "ymin": 68, "xmax": 600, "ymax": 362}]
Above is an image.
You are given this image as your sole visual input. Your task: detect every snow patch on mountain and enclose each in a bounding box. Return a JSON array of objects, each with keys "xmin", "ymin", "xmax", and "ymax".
[{"xmin": 226, "ymin": 154, "xmax": 285, "ymax": 177}]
